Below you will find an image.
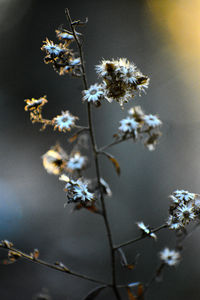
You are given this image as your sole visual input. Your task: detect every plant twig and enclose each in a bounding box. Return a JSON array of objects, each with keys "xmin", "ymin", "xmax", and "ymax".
[
  {"xmin": 99, "ymin": 136, "xmax": 132, "ymax": 152},
  {"xmin": 114, "ymin": 224, "xmax": 167, "ymax": 250},
  {"xmin": 65, "ymin": 8, "xmax": 121, "ymax": 300},
  {"xmin": 0, "ymin": 242, "xmax": 110, "ymax": 286}
]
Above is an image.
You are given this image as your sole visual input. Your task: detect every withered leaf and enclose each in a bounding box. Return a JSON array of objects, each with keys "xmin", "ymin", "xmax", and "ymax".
[
  {"xmin": 127, "ymin": 287, "xmax": 137, "ymax": 300},
  {"xmin": 31, "ymin": 249, "xmax": 39, "ymax": 260},
  {"xmin": 137, "ymin": 284, "xmax": 144, "ymax": 300},
  {"xmin": 2, "ymin": 250, "xmax": 22, "ymax": 264},
  {"xmin": 83, "ymin": 286, "xmax": 107, "ymax": 300},
  {"xmin": 103, "ymin": 152, "xmax": 120, "ymax": 176},
  {"xmin": 117, "ymin": 248, "xmax": 135, "ymax": 270},
  {"xmin": 74, "ymin": 203, "xmax": 101, "ymax": 215},
  {"xmin": 68, "ymin": 133, "xmax": 78, "ymax": 143},
  {"xmin": 2, "ymin": 240, "xmax": 13, "ymax": 248}
]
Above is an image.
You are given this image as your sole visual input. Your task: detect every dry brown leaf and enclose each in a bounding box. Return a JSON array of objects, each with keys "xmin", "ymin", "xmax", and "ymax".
[
  {"xmin": 127, "ymin": 287, "xmax": 137, "ymax": 300},
  {"xmin": 83, "ymin": 286, "xmax": 107, "ymax": 300},
  {"xmin": 103, "ymin": 152, "xmax": 120, "ymax": 175}
]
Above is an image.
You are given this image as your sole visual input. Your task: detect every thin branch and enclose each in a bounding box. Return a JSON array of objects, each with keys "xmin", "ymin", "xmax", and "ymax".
[
  {"xmin": 65, "ymin": 9, "xmax": 121, "ymax": 300},
  {"xmin": 0, "ymin": 242, "xmax": 110, "ymax": 286},
  {"xmin": 114, "ymin": 224, "xmax": 167, "ymax": 250},
  {"xmin": 144, "ymin": 263, "xmax": 165, "ymax": 293},
  {"xmin": 99, "ymin": 136, "xmax": 132, "ymax": 152}
]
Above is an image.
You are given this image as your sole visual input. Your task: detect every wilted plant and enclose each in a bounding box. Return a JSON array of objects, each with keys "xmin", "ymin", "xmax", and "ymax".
[{"xmin": 1, "ymin": 9, "xmax": 200, "ymax": 300}]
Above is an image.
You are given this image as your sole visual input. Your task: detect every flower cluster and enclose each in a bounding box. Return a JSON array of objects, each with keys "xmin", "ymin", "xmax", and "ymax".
[
  {"xmin": 60, "ymin": 174, "xmax": 95, "ymax": 203},
  {"xmin": 159, "ymin": 248, "xmax": 180, "ymax": 266},
  {"xmin": 117, "ymin": 106, "xmax": 162, "ymax": 150},
  {"xmin": 167, "ymin": 190, "xmax": 200, "ymax": 230},
  {"xmin": 41, "ymin": 28, "xmax": 81, "ymax": 76},
  {"xmin": 95, "ymin": 58, "xmax": 150, "ymax": 107}
]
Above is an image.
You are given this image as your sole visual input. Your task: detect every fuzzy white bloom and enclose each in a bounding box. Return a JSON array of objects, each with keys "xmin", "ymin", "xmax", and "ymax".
[
  {"xmin": 82, "ymin": 84, "xmax": 104, "ymax": 104},
  {"xmin": 137, "ymin": 222, "xmax": 157, "ymax": 240},
  {"xmin": 167, "ymin": 215, "xmax": 183, "ymax": 230},
  {"xmin": 160, "ymin": 248, "xmax": 180, "ymax": 266},
  {"xmin": 53, "ymin": 111, "xmax": 78, "ymax": 132},
  {"xmin": 64, "ymin": 178, "xmax": 94, "ymax": 203},
  {"xmin": 119, "ymin": 65, "xmax": 137, "ymax": 84},
  {"xmin": 95, "ymin": 60, "xmax": 113, "ymax": 77},
  {"xmin": 66, "ymin": 152, "xmax": 87, "ymax": 172},
  {"xmin": 42, "ymin": 39, "xmax": 64, "ymax": 56},
  {"xmin": 176, "ymin": 203, "xmax": 196, "ymax": 224},
  {"xmin": 173, "ymin": 190, "xmax": 196, "ymax": 202},
  {"xmin": 143, "ymin": 114, "xmax": 162, "ymax": 128},
  {"xmin": 119, "ymin": 117, "xmax": 139, "ymax": 134}
]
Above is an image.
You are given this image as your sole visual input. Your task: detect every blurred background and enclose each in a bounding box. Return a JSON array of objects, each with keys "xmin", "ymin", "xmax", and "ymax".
[{"xmin": 0, "ymin": 0, "xmax": 200, "ymax": 299}]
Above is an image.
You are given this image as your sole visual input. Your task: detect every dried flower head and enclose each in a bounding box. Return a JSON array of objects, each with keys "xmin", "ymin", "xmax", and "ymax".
[
  {"xmin": 159, "ymin": 248, "xmax": 180, "ymax": 266},
  {"xmin": 95, "ymin": 58, "xmax": 149, "ymax": 107},
  {"xmin": 24, "ymin": 96, "xmax": 48, "ymax": 112},
  {"xmin": 167, "ymin": 189, "xmax": 200, "ymax": 230},
  {"xmin": 42, "ymin": 145, "xmax": 67, "ymax": 175},
  {"xmin": 119, "ymin": 117, "xmax": 139, "ymax": 136},
  {"xmin": 55, "ymin": 29, "xmax": 74, "ymax": 42},
  {"xmin": 66, "ymin": 152, "xmax": 87, "ymax": 173},
  {"xmin": 172, "ymin": 190, "xmax": 196, "ymax": 203},
  {"xmin": 176, "ymin": 203, "xmax": 196, "ymax": 225},
  {"xmin": 143, "ymin": 114, "xmax": 162, "ymax": 129},
  {"xmin": 41, "ymin": 33, "xmax": 81, "ymax": 76},
  {"xmin": 41, "ymin": 38, "xmax": 65, "ymax": 57},
  {"xmin": 53, "ymin": 111, "xmax": 78, "ymax": 132},
  {"xmin": 128, "ymin": 106, "xmax": 145, "ymax": 123},
  {"xmin": 82, "ymin": 83, "xmax": 104, "ymax": 106},
  {"xmin": 60, "ymin": 175, "xmax": 95, "ymax": 203}
]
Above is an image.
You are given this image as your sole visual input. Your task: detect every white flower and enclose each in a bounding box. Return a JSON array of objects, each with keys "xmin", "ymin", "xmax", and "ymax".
[
  {"xmin": 173, "ymin": 190, "xmax": 196, "ymax": 202},
  {"xmin": 82, "ymin": 84, "xmax": 104, "ymax": 104},
  {"xmin": 167, "ymin": 215, "xmax": 183, "ymax": 230},
  {"xmin": 176, "ymin": 203, "xmax": 196, "ymax": 224},
  {"xmin": 53, "ymin": 111, "xmax": 78, "ymax": 132},
  {"xmin": 66, "ymin": 152, "xmax": 87, "ymax": 172},
  {"xmin": 160, "ymin": 248, "xmax": 180, "ymax": 266},
  {"xmin": 119, "ymin": 117, "xmax": 139, "ymax": 134},
  {"xmin": 42, "ymin": 39, "xmax": 64, "ymax": 56},
  {"xmin": 137, "ymin": 221, "xmax": 157, "ymax": 240},
  {"xmin": 143, "ymin": 114, "xmax": 162, "ymax": 128},
  {"xmin": 70, "ymin": 57, "xmax": 81, "ymax": 66},
  {"xmin": 95, "ymin": 60, "xmax": 115, "ymax": 77},
  {"xmin": 119, "ymin": 65, "xmax": 137, "ymax": 84},
  {"xmin": 64, "ymin": 178, "xmax": 94, "ymax": 203}
]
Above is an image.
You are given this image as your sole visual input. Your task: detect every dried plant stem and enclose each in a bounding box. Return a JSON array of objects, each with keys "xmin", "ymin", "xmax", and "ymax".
[
  {"xmin": 0, "ymin": 242, "xmax": 109, "ymax": 286},
  {"xmin": 99, "ymin": 136, "xmax": 132, "ymax": 152},
  {"xmin": 65, "ymin": 8, "xmax": 121, "ymax": 300},
  {"xmin": 114, "ymin": 224, "xmax": 167, "ymax": 250}
]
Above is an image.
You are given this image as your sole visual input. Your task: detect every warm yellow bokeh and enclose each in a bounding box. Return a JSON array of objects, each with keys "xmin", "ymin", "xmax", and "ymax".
[{"xmin": 147, "ymin": 0, "xmax": 200, "ymax": 73}]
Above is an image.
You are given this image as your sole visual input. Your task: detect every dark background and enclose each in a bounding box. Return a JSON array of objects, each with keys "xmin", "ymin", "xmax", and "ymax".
[{"xmin": 0, "ymin": 0, "xmax": 200, "ymax": 299}]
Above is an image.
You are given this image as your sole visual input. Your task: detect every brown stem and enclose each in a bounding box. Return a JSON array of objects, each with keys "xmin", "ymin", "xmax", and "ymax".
[
  {"xmin": 65, "ymin": 8, "xmax": 121, "ymax": 299},
  {"xmin": 0, "ymin": 242, "xmax": 110, "ymax": 286},
  {"xmin": 114, "ymin": 224, "xmax": 167, "ymax": 250}
]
